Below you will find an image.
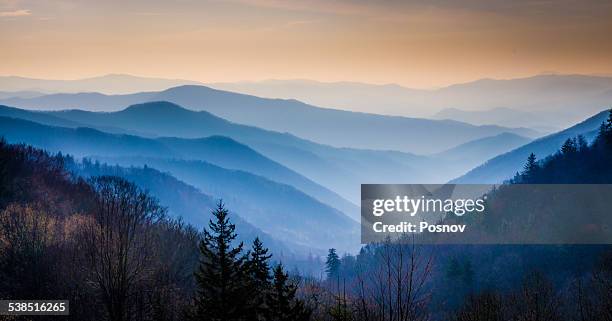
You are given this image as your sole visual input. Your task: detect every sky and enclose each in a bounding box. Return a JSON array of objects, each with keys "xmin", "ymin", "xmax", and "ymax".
[{"xmin": 1, "ymin": 0, "xmax": 612, "ymax": 88}]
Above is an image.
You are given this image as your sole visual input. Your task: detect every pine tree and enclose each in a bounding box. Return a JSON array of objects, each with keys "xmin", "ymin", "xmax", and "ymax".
[
  {"xmin": 605, "ymin": 109, "xmax": 612, "ymax": 144},
  {"xmin": 248, "ymin": 237, "xmax": 272, "ymax": 286},
  {"xmin": 561, "ymin": 138, "xmax": 578, "ymax": 155},
  {"xmin": 193, "ymin": 201, "xmax": 253, "ymax": 321},
  {"xmin": 247, "ymin": 237, "xmax": 272, "ymax": 320},
  {"xmin": 597, "ymin": 122, "xmax": 608, "ymax": 141},
  {"xmin": 265, "ymin": 264, "xmax": 311, "ymax": 321},
  {"xmin": 577, "ymin": 135, "xmax": 588, "ymax": 151},
  {"xmin": 522, "ymin": 153, "xmax": 539, "ymax": 182},
  {"xmin": 325, "ymin": 248, "xmax": 341, "ymax": 280}
]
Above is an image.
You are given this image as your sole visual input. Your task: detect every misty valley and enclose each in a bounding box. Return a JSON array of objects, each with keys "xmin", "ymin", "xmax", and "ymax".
[{"xmin": 1, "ymin": 75, "xmax": 612, "ymax": 321}]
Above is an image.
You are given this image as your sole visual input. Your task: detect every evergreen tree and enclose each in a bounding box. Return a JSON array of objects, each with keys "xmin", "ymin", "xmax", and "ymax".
[
  {"xmin": 193, "ymin": 201, "xmax": 253, "ymax": 321},
  {"xmin": 265, "ymin": 264, "xmax": 311, "ymax": 321},
  {"xmin": 247, "ymin": 237, "xmax": 272, "ymax": 320},
  {"xmin": 605, "ymin": 109, "xmax": 612, "ymax": 144},
  {"xmin": 577, "ymin": 135, "xmax": 588, "ymax": 152},
  {"xmin": 522, "ymin": 153, "xmax": 539, "ymax": 182},
  {"xmin": 597, "ymin": 122, "xmax": 608, "ymax": 141},
  {"xmin": 248, "ymin": 237, "xmax": 272, "ymax": 286},
  {"xmin": 561, "ymin": 138, "xmax": 578, "ymax": 155},
  {"xmin": 325, "ymin": 248, "xmax": 341, "ymax": 280}
]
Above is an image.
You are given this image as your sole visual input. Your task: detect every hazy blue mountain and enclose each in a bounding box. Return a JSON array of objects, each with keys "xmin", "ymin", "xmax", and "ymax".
[
  {"xmin": 0, "ymin": 116, "xmax": 177, "ymax": 158},
  {"xmin": 0, "ymin": 102, "xmax": 519, "ymax": 205},
  {"xmin": 4, "ymin": 73, "xmax": 612, "ymax": 130},
  {"xmin": 0, "ymin": 105, "xmax": 84, "ymax": 128},
  {"xmin": 432, "ymin": 107, "xmax": 559, "ymax": 133},
  {"xmin": 71, "ymin": 160, "xmax": 305, "ymax": 255},
  {"xmin": 1, "ymin": 102, "xmax": 359, "ymax": 214},
  {"xmin": 0, "ymin": 105, "xmax": 148, "ymax": 136},
  {"xmin": 431, "ymin": 74, "xmax": 612, "ymax": 128},
  {"xmin": 0, "ymin": 86, "xmax": 540, "ymax": 154},
  {"xmin": 0, "ymin": 91, "xmax": 45, "ymax": 99},
  {"xmin": 0, "ymin": 74, "xmax": 203, "ymax": 95},
  {"xmin": 0, "ymin": 116, "xmax": 358, "ymax": 252},
  {"xmin": 434, "ymin": 132, "xmax": 531, "ymax": 167},
  {"xmin": 41, "ymin": 102, "xmax": 458, "ymax": 201},
  {"xmin": 87, "ymin": 156, "xmax": 358, "ymax": 252},
  {"xmin": 0, "ymin": 91, "xmax": 156, "ymax": 112},
  {"xmin": 147, "ymin": 86, "xmax": 541, "ymax": 153},
  {"xmin": 452, "ymin": 109, "xmax": 610, "ymax": 183},
  {"xmin": 211, "ymin": 75, "xmax": 612, "ymax": 129},
  {"xmin": 209, "ymin": 79, "xmax": 425, "ymax": 116},
  {"xmin": 158, "ymin": 136, "xmax": 359, "ymax": 217}
]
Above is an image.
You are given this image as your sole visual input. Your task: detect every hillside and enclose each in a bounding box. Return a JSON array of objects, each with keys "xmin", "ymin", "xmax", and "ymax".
[
  {"xmin": 71, "ymin": 160, "xmax": 303, "ymax": 255},
  {"xmin": 88, "ymin": 156, "xmax": 358, "ymax": 251},
  {"xmin": 432, "ymin": 107, "xmax": 558, "ymax": 132},
  {"xmin": 434, "ymin": 133, "xmax": 531, "ymax": 169},
  {"xmin": 452, "ymin": 109, "xmax": 611, "ymax": 183}
]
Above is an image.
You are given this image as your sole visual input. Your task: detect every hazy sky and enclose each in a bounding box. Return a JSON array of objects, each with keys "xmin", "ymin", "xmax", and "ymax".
[{"xmin": 1, "ymin": 0, "xmax": 612, "ymax": 88}]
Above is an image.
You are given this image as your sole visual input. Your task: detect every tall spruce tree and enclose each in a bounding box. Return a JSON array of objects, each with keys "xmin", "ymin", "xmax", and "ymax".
[
  {"xmin": 248, "ymin": 237, "xmax": 272, "ymax": 320},
  {"xmin": 577, "ymin": 135, "xmax": 588, "ymax": 152},
  {"xmin": 265, "ymin": 263, "xmax": 311, "ymax": 321},
  {"xmin": 193, "ymin": 201, "xmax": 253, "ymax": 321},
  {"xmin": 325, "ymin": 248, "xmax": 341, "ymax": 280},
  {"xmin": 561, "ymin": 138, "xmax": 578, "ymax": 155},
  {"xmin": 605, "ymin": 109, "xmax": 612, "ymax": 144},
  {"xmin": 522, "ymin": 153, "xmax": 539, "ymax": 182}
]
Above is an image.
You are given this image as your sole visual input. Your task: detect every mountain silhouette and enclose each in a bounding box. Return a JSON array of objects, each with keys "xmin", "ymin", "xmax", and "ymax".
[
  {"xmin": 452, "ymin": 109, "xmax": 610, "ymax": 183},
  {"xmin": 434, "ymin": 132, "xmax": 531, "ymax": 167},
  {"xmin": 0, "ymin": 102, "xmax": 528, "ymax": 204},
  {"xmin": 0, "ymin": 85, "xmax": 540, "ymax": 154}
]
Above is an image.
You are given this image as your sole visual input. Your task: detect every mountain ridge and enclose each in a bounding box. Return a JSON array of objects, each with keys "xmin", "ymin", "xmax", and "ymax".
[
  {"xmin": 0, "ymin": 85, "xmax": 541, "ymax": 154},
  {"xmin": 452, "ymin": 109, "xmax": 611, "ymax": 183}
]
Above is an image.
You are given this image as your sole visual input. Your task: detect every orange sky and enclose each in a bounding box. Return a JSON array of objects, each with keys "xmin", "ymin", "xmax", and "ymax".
[{"xmin": 1, "ymin": 0, "xmax": 612, "ymax": 88}]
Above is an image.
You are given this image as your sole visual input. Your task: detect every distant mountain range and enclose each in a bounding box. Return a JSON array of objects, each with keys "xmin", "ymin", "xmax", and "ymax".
[
  {"xmin": 211, "ymin": 74, "xmax": 612, "ymax": 129},
  {"xmin": 210, "ymin": 79, "xmax": 426, "ymax": 116},
  {"xmin": 432, "ymin": 108, "xmax": 560, "ymax": 133},
  {"xmin": 1, "ymin": 102, "xmax": 530, "ymax": 205},
  {"xmin": 0, "ymin": 91, "xmax": 44, "ymax": 99},
  {"xmin": 0, "ymin": 85, "xmax": 540, "ymax": 154},
  {"xmin": 0, "ymin": 74, "xmax": 202, "ymax": 94},
  {"xmin": 3, "ymin": 73, "xmax": 611, "ymax": 129},
  {"xmin": 452, "ymin": 109, "xmax": 610, "ymax": 183},
  {"xmin": 434, "ymin": 132, "xmax": 532, "ymax": 165}
]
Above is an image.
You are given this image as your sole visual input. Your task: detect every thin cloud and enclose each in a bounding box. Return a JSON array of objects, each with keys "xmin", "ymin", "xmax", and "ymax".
[{"xmin": 0, "ymin": 9, "xmax": 31, "ymax": 17}]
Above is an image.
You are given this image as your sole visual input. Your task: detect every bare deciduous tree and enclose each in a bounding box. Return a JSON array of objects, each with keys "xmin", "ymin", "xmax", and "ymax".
[
  {"xmin": 82, "ymin": 176, "xmax": 165, "ymax": 321},
  {"xmin": 354, "ymin": 238, "xmax": 434, "ymax": 321}
]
